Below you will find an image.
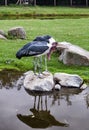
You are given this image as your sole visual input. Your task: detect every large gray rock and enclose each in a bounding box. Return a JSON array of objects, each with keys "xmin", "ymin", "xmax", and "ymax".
[
  {"xmin": 54, "ymin": 73, "xmax": 83, "ymax": 88},
  {"xmin": 18, "ymin": 71, "xmax": 87, "ymax": 92},
  {"xmin": 8, "ymin": 26, "xmax": 26, "ymax": 39},
  {"xmin": 0, "ymin": 30, "xmax": 6, "ymax": 37},
  {"xmin": 0, "ymin": 34, "xmax": 7, "ymax": 40},
  {"xmin": 57, "ymin": 42, "xmax": 89, "ymax": 66},
  {"xmin": 24, "ymin": 71, "xmax": 55, "ymax": 92}
]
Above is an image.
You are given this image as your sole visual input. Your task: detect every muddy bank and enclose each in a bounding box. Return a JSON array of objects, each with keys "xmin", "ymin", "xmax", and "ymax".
[
  {"xmin": 1, "ymin": 13, "xmax": 89, "ymax": 20},
  {"xmin": 0, "ymin": 69, "xmax": 23, "ymax": 89}
]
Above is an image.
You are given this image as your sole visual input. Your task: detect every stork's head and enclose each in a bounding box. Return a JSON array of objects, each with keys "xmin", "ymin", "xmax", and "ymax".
[{"xmin": 51, "ymin": 42, "xmax": 58, "ymax": 51}]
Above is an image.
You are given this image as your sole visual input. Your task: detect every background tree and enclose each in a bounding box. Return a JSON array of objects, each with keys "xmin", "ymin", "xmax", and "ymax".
[{"xmin": 16, "ymin": 0, "xmax": 22, "ymax": 5}]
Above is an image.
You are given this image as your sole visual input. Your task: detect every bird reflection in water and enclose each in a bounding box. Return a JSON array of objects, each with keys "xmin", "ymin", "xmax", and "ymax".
[{"xmin": 17, "ymin": 91, "xmax": 69, "ymax": 128}]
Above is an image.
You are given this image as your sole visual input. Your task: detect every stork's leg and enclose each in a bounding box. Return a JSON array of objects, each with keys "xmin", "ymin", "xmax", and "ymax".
[
  {"xmin": 45, "ymin": 55, "xmax": 48, "ymax": 72},
  {"xmin": 37, "ymin": 56, "xmax": 43, "ymax": 76},
  {"xmin": 39, "ymin": 56, "xmax": 42, "ymax": 74},
  {"xmin": 33, "ymin": 57, "xmax": 38, "ymax": 74},
  {"xmin": 35, "ymin": 57, "xmax": 40, "ymax": 74},
  {"xmin": 36, "ymin": 56, "xmax": 46, "ymax": 78}
]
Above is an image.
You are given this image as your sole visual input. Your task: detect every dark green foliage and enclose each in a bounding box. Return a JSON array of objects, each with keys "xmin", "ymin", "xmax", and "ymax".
[{"xmin": 0, "ymin": 0, "xmax": 17, "ymax": 5}]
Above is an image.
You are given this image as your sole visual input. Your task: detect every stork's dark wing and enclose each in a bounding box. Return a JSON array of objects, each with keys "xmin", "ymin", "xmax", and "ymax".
[
  {"xmin": 33, "ymin": 35, "xmax": 51, "ymax": 43},
  {"xmin": 16, "ymin": 41, "xmax": 49, "ymax": 59},
  {"xmin": 33, "ymin": 36, "xmax": 46, "ymax": 42}
]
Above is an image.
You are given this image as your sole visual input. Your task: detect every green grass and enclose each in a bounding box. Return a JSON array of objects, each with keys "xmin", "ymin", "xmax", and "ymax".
[
  {"xmin": 1, "ymin": 6, "xmax": 89, "ymax": 19},
  {"xmin": 0, "ymin": 18, "xmax": 89, "ymax": 81},
  {"xmin": 0, "ymin": 6, "xmax": 89, "ymax": 15}
]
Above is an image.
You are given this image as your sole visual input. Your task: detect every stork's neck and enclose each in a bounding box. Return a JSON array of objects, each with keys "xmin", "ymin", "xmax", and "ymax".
[
  {"xmin": 47, "ymin": 47, "xmax": 54, "ymax": 60},
  {"xmin": 49, "ymin": 37, "xmax": 56, "ymax": 44},
  {"xmin": 47, "ymin": 43, "xmax": 57, "ymax": 60}
]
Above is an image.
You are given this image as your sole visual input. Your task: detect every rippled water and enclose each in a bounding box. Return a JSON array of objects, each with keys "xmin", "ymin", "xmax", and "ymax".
[{"xmin": 0, "ymin": 70, "xmax": 89, "ymax": 130}]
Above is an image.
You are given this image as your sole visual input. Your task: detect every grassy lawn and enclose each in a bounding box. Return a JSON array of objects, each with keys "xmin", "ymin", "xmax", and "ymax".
[
  {"xmin": 0, "ymin": 17, "xmax": 89, "ymax": 82},
  {"xmin": 1, "ymin": 6, "xmax": 89, "ymax": 17},
  {"xmin": 0, "ymin": 6, "xmax": 89, "ymax": 14}
]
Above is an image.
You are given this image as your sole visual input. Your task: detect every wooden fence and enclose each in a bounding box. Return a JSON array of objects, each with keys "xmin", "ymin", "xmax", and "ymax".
[{"xmin": 0, "ymin": 0, "xmax": 89, "ymax": 6}]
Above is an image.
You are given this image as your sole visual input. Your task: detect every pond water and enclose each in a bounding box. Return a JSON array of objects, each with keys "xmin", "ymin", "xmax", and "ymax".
[{"xmin": 0, "ymin": 70, "xmax": 89, "ymax": 130}]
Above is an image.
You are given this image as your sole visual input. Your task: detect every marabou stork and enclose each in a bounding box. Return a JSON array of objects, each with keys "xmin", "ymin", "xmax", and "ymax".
[{"xmin": 16, "ymin": 35, "xmax": 57, "ymax": 75}]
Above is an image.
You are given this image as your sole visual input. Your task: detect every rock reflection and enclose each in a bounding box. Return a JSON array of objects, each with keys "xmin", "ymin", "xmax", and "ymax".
[
  {"xmin": 17, "ymin": 91, "xmax": 69, "ymax": 128},
  {"xmin": 86, "ymin": 94, "xmax": 89, "ymax": 108},
  {"xmin": 0, "ymin": 69, "xmax": 23, "ymax": 89},
  {"xmin": 50, "ymin": 88, "xmax": 82, "ymax": 106}
]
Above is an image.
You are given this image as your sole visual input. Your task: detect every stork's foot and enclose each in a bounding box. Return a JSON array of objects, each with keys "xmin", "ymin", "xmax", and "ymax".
[
  {"xmin": 38, "ymin": 73, "xmax": 45, "ymax": 79},
  {"xmin": 42, "ymin": 71, "xmax": 50, "ymax": 76},
  {"xmin": 34, "ymin": 72, "xmax": 38, "ymax": 76},
  {"xmin": 34, "ymin": 71, "xmax": 50, "ymax": 79}
]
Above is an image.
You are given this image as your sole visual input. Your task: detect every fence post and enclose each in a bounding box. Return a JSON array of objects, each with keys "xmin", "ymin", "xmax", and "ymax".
[
  {"xmin": 86, "ymin": 0, "xmax": 88, "ymax": 7},
  {"xmin": 34, "ymin": 0, "xmax": 36, "ymax": 6},
  {"xmin": 54, "ymin": 0, "xmax": 56, "ymax": 6},
  {"xmin": 5, "ymin": 0, "xmax": 7, "ymax": 6},
  {"xmin": 70, "ymin": 0, "xmax": 72, "ymax": 6}
]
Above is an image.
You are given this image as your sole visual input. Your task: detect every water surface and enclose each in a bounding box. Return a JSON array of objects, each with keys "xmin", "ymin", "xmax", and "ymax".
[{"xmin": 0, "ymin": 70, "xmax": 89, "ymax": 130}]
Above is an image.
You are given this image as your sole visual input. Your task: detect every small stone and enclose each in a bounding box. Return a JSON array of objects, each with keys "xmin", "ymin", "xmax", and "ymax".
[
  {"xmin": 8, "ymin": 26, "xmax": 26, "ymax": 39},
  {"xmin": 55, "ymin": 84, "xmax": 61, "ymax": 90},
  {"xmin": 80, "ymin": 84, "xmax": 88, "ymax": 90}
]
